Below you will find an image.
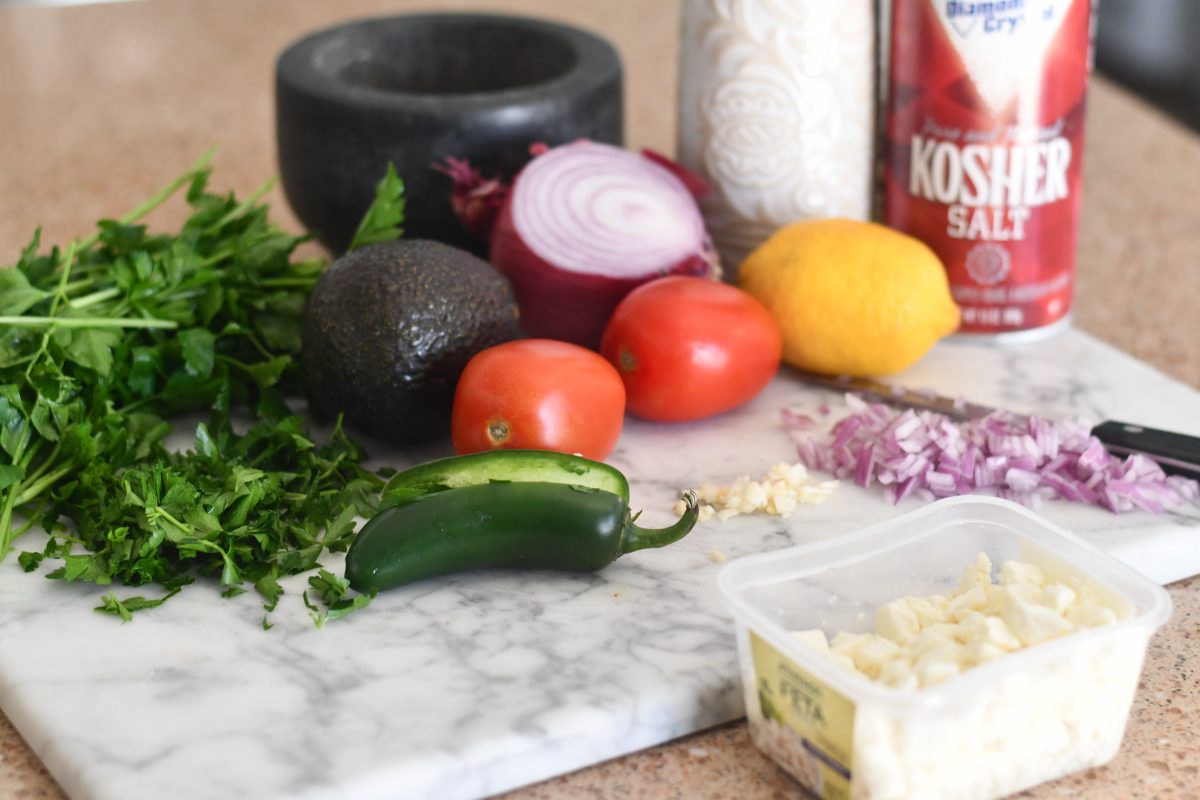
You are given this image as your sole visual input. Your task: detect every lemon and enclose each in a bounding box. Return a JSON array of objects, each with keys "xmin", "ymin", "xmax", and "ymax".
[{"xmin": 738, "ymin": 219, "xmax": 960, "ymax": 377}]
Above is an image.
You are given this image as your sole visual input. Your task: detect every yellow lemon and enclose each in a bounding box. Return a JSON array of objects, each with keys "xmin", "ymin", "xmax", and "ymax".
[{"xmin": 738, "ymin": 219, "xmax": 960, "ymax": 377}]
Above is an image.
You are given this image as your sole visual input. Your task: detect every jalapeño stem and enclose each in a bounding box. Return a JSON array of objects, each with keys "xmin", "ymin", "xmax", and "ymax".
[{"xmin": 619, "ymin": 490, "xmax": 699, "ymax": 554}]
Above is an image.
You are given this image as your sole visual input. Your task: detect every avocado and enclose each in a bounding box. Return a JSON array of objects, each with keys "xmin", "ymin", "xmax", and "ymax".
[{"xmin": 302, "ymin": 239, "xmax": 521, "ymax": 443}]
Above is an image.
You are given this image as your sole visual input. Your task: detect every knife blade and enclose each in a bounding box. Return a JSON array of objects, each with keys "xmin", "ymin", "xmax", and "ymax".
[{"xmin": 798, "ymin": 372, "xmax": 1200, "ymax": 480}]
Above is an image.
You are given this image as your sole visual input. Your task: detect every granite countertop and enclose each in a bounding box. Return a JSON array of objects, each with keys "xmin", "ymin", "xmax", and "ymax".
[{"xmin": 1, "ymin": 0, "xmax": 1197, "ymax": 798}]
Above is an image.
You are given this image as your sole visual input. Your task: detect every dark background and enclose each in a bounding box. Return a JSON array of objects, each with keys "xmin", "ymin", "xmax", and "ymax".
[
  {"xmin": 1096, "ymin": 0, "xmax": 1200, "ymax": 131},
  {"xmin": 0, "ymin": 0, "xmax": 1194, "ymax": 133}
]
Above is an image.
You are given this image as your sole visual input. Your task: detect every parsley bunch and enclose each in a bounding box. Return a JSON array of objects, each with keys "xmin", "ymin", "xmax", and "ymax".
[{"xmin": 0, "ymin": 153, "xmax": 406, "ymax": 625}]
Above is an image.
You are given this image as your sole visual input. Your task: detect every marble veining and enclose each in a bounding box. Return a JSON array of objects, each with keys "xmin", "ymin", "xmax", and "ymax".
[{"xmin": 1, "ymin": 329, "xmax": 1198, "ymax": 800}]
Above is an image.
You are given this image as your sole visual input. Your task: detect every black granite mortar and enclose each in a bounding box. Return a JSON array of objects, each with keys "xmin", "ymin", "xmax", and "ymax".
[{"xmin": 276, "ymin": 13, "xmax": 624, "ymax": 254}]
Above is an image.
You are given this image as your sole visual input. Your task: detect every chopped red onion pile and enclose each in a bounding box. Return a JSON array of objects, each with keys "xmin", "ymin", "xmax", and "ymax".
[{"xmin": 783, "ymin": 396, "xmax": 1200, "ymax": 513}]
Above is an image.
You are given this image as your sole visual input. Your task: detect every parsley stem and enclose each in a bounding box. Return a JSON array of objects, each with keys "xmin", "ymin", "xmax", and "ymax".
[
  {"xmin": 52, "ymin": 532, "xmax": 88, "ymax": 548},
  {"xmin": 218, "ymin": 331, "xmax": 273, "ymax": 362},
  {"xmin": 16, "ymin": 439, "xmax": 42, "ymax": 471},
  {"xmin": 12, "ymin": 500, "xmax": 46, "ymax": 538},
  {"xmin": 48, "ymin": 242, "xmax": 79, "ymax": 314},
  {"xmin": 24, "ymin": 241, "xmax": 79, "ymax": 377},
  {"xmin": 203, "ymin": 177, "xmax": 275, "ymax": 234},
  {"xmin": 113, "ymin": 397, "xmax": 155, "ymax": 415},
  {"xmin": 14, "ymin": 464, "xmax": 76, "ymax": 506},
  {"xmin": 18, "ymin": 439, "xmax": 61, "ymax": 492},
  {"xmin": 196, "ymin": 248, "xmax": 233, "ymax": 268},
  {"xmin": 68, "ymin": 287, "xmax": 121, "ymax": 309},
  {"xmin": 0, "ymin": 315, "xmax": 178, "ymax": 330},
  {"xmin": 311, "ymin": 454, "xmax": 346, "ymax": 487},
  {"xmin": 0, "ymin": 486, "xmax": 17, "ymax": 560},
  {"xmin": 62, "ymin": 277, "xmax": 98, "ymax": 293},
  {"xmin": 148, "ymin": 506, "xmax": 190, "ymax": 534}
]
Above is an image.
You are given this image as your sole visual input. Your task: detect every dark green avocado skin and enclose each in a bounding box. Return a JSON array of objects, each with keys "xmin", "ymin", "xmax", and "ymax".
[{"xmin": 302, "ymin": 239, "xmax": 521, "ymax": 443}]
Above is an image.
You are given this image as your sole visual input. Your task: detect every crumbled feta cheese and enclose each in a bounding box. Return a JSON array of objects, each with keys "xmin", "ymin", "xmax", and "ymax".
[
  {"xmin": 1043, "ymin": 583, "xmax": 1077, "ymax": 615},
  {"xmin": 875, "ymin": 600, "xmax": 920, "ymax": 644},
  {"xmin": 789, "ymin": 629, "xmax": 830, "ymax": 653},
  {"xmin": 904, "ymin": 595, "xmax": 948, "ymax": 628},
  {"xmin": 791, "ymin": 552, "xmax": 1124, "ymax": 689},
  {"xmin": 1001, "ymin": 591, "xmax": 1074, "ymax": 646},
  {"xmin": 1070, "ymin": 604, "xmax": 1120, "ymax": 628},
  {"xmin": 830, "ymin": 630, "xmax": 870, "ymax": 657},
  {"xmin": 946, "ymin": 585, "xmax": 989, "ymax": 621},
  {"xmin": 1000, "ymin": 559, "xmax": 1045, "ymax": 587},
  {"xmin": 958, "ymin": 552, "xmax": 994, "ymax": 591},
  {"xmin": 914, "ymin": 652, "xmax": 961, "ymax": 686},
  {"xmin": 828, "ymin": 652, "xmax": 858, "ymax": 673},
  {"xmin": 851, "ymin": 636, "xmax": 903, "ymax": 679},
  {"xmin": 878, "ymin": 657, "xmax": 918, "ymax": 690}
]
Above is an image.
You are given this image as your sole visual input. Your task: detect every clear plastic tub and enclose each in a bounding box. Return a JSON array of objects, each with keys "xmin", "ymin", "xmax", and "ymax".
[{"xmin": 717, "ymin": 496, "xmax": 1172, "ymax": 800}]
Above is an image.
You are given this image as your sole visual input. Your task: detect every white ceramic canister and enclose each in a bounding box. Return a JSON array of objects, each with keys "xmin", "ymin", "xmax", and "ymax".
[{"xmin": 677, "ymin": 0, "xmax": 876, "ymax": 275}]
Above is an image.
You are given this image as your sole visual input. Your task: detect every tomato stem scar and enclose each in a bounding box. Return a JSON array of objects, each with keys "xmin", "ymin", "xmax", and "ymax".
[
  {"xmin": 618, "ymin": 348, "xmax": 637, "ymax": 373},
  {"xmin": 487, "ymin": 419, "xmax": 510, "ymax": 444}
]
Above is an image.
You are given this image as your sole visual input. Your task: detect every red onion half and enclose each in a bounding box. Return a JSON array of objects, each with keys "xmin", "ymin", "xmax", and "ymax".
[
  {"xmin": 444, "ymin": 141, "xmax": 718, "ymax": 348},
  {"xmin": 784, "ymin": 395, "xmax": 1200, "ymax": 514}
]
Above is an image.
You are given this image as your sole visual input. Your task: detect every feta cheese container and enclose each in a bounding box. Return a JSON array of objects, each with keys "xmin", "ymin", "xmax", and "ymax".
[{"xmin": 717, "ymin": 496, "xmax": 1172, "ymax": 800}]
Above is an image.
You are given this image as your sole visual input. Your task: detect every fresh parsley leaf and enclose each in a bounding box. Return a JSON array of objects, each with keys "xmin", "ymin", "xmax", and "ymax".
[
  {"xmin": 95, "ymin": 588, "xmax": 180, "ymax": 622},
  {"xmin": 0, "ymin": 463, "xmax": 22, "ymax": 491},
  {"xmin": 178, "ymin": 328, "xmax": 216, "ymax": 378},
  {"xmin": 48, "ymin": 554, "xmax": 113, "ymax": 584},
  {"xmin": 17, "ymin": 551, "xmax": 42, "ymax": 572},
  {"xmin": 194, "ymin": 422, "xmax": 217, "ymax": 458},
  {"xmin": 63, "ymin": 328, "xmax": 122, "ymax": 376},
  {"xmin": 0, "ymin": 267, "xmax": 48, "ymax": 315},
  {"xmin": 348, "ymin": 163, "xmax": 406, "ymax": 250},
  {"xmin": 254, "ymin": 570, "xmax": 284, "ymax": 612},
  {"xmin": 304, "ymin": 568, "xmax": 375, "ymax": 627}
]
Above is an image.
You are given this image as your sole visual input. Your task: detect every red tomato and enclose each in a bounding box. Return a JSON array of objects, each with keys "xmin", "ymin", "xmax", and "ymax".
[
  {"xmin": 452, "ymin": 339, "xmax": 626, "ymax": 459},
  {"xmin": 600, "ymin": 276, "xmax": 782, "ymax": 422}
]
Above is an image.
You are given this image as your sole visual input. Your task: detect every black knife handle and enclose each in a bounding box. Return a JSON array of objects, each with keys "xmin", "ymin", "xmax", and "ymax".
[{"xmin": 1092, "ymin": 420, "xmax": 1200, "ymax": 480}]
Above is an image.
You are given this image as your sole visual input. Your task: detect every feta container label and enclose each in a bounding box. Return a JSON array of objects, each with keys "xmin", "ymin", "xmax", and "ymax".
[{"xmin": 750, "ymin": 632, "xmax": 855, "ymax": 800}]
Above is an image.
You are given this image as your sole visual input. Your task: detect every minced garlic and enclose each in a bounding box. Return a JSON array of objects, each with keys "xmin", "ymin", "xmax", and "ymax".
[{"xmin": 674, "ymin": 462, "xmax": 837, "ymax": 522}]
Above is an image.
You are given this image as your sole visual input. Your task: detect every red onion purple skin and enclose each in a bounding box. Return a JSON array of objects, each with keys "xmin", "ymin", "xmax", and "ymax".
[
  {"xmin": 489, "ymin": 200, "xmax": 717, "ymax": 349},
  {"xmin": 435, "ymin": 157, "xmax": 508, "ymax": 241}
]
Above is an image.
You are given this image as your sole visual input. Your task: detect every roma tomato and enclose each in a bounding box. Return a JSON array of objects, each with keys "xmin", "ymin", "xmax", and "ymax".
[
  {"xmin": 600, "ymin": 276, "xmax": 782, "ymax": 422},
  {"xmin": 452, "ymin": 339, "xmax": 626, "ymax": 460}
]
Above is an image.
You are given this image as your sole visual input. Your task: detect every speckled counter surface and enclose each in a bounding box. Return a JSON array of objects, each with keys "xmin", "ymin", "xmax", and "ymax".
[{"xmin": 0, "ymin": 1, "xmax": 1198, "ymax": 798}]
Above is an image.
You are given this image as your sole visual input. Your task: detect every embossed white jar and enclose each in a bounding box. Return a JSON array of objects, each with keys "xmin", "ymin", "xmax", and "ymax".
[{"xmin": 677, "ymin": 0, "xmax": 876, "ymax": 274}]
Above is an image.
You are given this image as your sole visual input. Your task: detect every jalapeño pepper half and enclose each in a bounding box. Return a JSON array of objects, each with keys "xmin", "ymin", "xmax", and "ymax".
[
  {"xmin": 345, "ymin": 481, "xmax": 699, "ymax": 593},
  {"xmin": 379, "ymin": 449, "xmax": 630, "ymax": 510}
]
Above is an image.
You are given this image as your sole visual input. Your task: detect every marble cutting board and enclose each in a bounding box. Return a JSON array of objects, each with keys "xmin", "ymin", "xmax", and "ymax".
[{"xmin": 2, "ymin": 328, "xmax": 1198, "ymax": 800}]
